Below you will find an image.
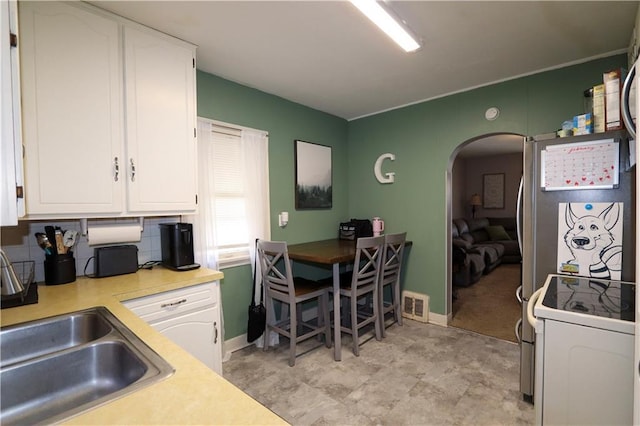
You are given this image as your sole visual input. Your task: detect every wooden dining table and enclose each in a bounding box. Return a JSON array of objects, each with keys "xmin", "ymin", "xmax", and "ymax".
[
  {"xmin": 288, "ymin": 237, "xmax": 411, "ymax": 361},
  {"xmin": 286, "ymin": 238, "xmax": 359, "ymax": 361}
]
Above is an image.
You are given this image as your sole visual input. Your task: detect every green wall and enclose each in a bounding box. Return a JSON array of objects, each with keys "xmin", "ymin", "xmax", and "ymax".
[
  {"xmin": 196, "ymin": 71, "xmax": 348, "ymax": 339},
  {"xmin": 347, "ymin": 54, "xmax": 626, "ymax": 315},
  {"xmin": 197, "ymin": 54, "xmax": 626, "ymax": 340}
]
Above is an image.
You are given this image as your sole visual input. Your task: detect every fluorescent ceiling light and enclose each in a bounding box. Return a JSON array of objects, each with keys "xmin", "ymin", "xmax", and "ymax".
[{"xmin": 350, "ymin": 0, "xmax": 421, "ymax": 53}]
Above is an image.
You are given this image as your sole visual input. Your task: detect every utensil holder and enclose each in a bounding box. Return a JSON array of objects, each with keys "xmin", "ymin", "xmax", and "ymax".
[{"xmin": 44, "ymin": 253, "xmax": 76, "ymax": 285}]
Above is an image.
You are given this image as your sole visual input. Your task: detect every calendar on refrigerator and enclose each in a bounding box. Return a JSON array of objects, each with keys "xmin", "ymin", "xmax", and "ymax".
[{"xmin": 540, "ymin": 138, "xmax": 619, "ymax": 191}]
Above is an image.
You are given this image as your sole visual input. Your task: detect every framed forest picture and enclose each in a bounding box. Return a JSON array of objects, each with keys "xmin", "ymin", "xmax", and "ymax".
[{"xmin": 295, "ymin": 140, "xmax": 332, "ymax": 209}]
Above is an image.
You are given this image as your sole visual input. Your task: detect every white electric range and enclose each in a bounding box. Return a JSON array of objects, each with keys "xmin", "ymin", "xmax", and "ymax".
[{"xmin": 528, "ymin": 274, "xmax": 635, "ymax": 426}]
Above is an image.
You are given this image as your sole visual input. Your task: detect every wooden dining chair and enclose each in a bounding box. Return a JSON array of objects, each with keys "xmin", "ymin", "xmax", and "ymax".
[
  {"xmin": 378, "ymin": 232, "xmax": 406, "ymax": 337},
  {"xmin": 257, "ymin": 240, "xmax": 331, "ymax": 366},
  {"xmin": 330, "ymin": 235, "xmax": 384, "ymax": 356}
]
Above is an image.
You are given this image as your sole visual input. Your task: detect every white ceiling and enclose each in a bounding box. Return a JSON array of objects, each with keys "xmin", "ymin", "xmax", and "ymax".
[{"xmin": 89, "ymin": 1, "xmax": 637, "ymax": 122}]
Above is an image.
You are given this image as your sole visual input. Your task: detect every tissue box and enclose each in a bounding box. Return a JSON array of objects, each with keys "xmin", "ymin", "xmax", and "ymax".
[{"xmin": 573, "ymin": 113, "xmax": 593, "ymax": 135}]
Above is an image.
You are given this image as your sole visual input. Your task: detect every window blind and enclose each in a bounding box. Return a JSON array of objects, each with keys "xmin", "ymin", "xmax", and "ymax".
[{"xmin": 205, "ymin": 120, "xmax": 269, "ymax": 268}]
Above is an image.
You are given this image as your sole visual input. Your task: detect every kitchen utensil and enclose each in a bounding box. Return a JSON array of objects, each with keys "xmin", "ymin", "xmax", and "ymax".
[
  {"xmin": 55, "ymin": 229, "xmax": 66, "ymax": 254},
  {"xmin": 44, "ymin": 226, "xmax": 57, "ymax": 256},
  {"xmin": 35, "ymin": 233, "xmax": 53, "ymax": 255},
  {"xmin": 0, "ymin": 249, "xmax": 25, "ymax": 297},
  {"xmin": 63, "ymin": 230, "xmax": 78, "ymax": 248}
]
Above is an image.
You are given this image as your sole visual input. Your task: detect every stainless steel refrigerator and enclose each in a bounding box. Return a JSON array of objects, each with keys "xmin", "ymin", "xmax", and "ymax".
[{"xmin": 518, "ymin": 129, "xmax": 636, "ymax": 402}]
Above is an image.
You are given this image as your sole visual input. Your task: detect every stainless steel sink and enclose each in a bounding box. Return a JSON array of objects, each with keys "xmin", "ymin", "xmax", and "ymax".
[
  {"xmin": 0, "ymin": 307, "xmax": 174, "ymax": 425},
  {"xmin": 0, "ymin": 310, "xmax": 113, "ymax": 368}
]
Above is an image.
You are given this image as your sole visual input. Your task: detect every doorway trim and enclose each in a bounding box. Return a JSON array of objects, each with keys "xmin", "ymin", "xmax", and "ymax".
[{"xmin": 445, "ymin": 132, "xmax": 525, "ymax": 322}]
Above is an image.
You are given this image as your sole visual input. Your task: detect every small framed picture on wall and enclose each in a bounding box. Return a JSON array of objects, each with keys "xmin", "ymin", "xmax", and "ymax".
[{"xmin": 483, "ymin": 173, "xmax": 504, "ymax": 209}]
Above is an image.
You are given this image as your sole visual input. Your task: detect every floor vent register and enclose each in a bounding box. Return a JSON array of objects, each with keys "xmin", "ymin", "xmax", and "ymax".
[{"xmin": 401, "ymin": 291, "xmax": 429, "ymax": 323}]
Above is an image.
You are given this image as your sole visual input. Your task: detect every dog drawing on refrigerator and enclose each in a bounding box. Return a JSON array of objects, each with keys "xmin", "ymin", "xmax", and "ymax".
[{"xmin": 563, "ymin": 203, "xmax": 622, "ymax": 279}]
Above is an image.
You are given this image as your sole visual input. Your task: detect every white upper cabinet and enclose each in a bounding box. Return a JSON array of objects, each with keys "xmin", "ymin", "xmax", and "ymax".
[
  {"xmin": 18, "ymin": 2, "xmax": 197, "ymax": 219},
  {"xmin": 20, "ymin": 2, "xmax": 124, "ymax": 216},
  {"xmin": 124, "ymin": 26, "xmax": 197, "ymax": 213},
  {"xmin": 1, "ymin": 0, "xmax": 24, "ymax": 226}
]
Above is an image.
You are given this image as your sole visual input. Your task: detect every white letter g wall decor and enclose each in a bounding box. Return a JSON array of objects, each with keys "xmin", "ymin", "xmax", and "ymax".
[{"xmin": 374, "ymin": 153, "xmax": 395, "ymax": 184}]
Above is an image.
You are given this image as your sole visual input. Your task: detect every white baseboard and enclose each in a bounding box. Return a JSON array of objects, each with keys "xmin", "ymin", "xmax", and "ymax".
[
  {"xmin": 428, "ymin": 311, "xmax": 450, "ymax": 326},
  {"xmin": 223, "ymin": 305, "xmax": 450, "ymax": 361},
  {"xmin": 223, "ymin": 333, "xmax": 253, "ymax": 362},
  {"xmin": 223, "ymin": 299, "xmax": 361, "ymax": 361}
]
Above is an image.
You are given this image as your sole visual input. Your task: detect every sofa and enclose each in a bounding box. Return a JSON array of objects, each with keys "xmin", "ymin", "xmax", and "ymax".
[
  {"xmin": 452, "ymin": 226, "xmax": 485, "ymax": 287},
  {"xmin": 452, "ymin": 217, "xmax": 522, "ymax": 287}
]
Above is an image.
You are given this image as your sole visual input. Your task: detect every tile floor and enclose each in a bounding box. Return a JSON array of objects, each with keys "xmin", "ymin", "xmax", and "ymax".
[{"xmin": 222, "ymin": 320, "xmax": 534, "ymax": 425}]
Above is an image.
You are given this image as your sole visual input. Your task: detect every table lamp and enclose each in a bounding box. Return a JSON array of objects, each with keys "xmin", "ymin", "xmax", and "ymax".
[{"xmin": 471, "ymin": 194, "xmax": 481, "ymax": 218}]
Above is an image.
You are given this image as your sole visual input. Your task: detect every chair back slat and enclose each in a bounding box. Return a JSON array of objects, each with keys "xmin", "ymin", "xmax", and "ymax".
[
  {"xmin": 377, "ymin": 232, "xmax": 407, "ymax": 336},
  {"xmin": 351, "ymin": 236, "xmax": 385, "ymax": 290},
  {"xmin": 381, "ymin": 232, "xmax": 406, "ymax": 285},
  {"xmin": 257, "ymin": 240, "xmax": 294, "ymax": 297},
  {"xmin": 258, "ymin": 238, "xmax": 332, "ymax": 366}
]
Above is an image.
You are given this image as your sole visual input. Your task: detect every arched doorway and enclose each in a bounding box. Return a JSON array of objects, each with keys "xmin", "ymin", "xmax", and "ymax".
[{"xmin": 446, "ymin": 132, "xmax": 524, "ymax": 342}]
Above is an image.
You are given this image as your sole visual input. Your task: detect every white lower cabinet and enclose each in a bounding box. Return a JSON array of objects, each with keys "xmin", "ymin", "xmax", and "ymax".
[
  {"xmin": 123, "ymin": 282, "xmax": 222, "ymax": 375},
  {"xmin": 151, "ymin": 306, "xmax": 221, "ymax": 372}
]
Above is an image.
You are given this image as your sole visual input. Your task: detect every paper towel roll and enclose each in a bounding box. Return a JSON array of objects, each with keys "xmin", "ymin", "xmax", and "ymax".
[{"xmin": 87, "ymin": 224, "xmax": 142, "ymax": 246}]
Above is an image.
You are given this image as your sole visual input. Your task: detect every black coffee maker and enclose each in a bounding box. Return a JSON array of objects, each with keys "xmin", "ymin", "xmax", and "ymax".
[{"xmin": 159, "ymin": 223, "xmax": 200, "ymax": 271}]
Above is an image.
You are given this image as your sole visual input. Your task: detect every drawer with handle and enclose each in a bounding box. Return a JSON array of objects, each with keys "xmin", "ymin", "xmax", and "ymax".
[{"xmin": 123, "ymin": 282, "xmax": 217, "ymax": 323}]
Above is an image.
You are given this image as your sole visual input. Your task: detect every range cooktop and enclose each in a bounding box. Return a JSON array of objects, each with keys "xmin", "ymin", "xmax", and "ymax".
[{"xmin": 541, "ymin": 275, "xmax": 635, "ymax": 323}]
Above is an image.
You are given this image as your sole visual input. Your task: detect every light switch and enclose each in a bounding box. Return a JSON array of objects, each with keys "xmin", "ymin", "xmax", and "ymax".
[{"xmin": 278, "ymin": 212, "xmax": 289, "ymax": 228}]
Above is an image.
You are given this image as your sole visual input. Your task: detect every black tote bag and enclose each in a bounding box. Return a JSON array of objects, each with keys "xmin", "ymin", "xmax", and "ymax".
[{"xmin": 247, "ymin": 239, "xmax": 266, "ymax": 343}]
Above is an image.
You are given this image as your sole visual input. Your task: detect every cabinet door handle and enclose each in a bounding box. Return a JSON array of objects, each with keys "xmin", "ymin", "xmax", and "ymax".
[
  {"xmin": 130, "ymin": 158, "xmax": 136, "ymax": 182},
  {"xmin": 114, "ymin": 157, "xmax": 119, "ymax": 182},
  {"xmin": 160, "ymin": 298, "xmax": 187, "ymax": 308},
  {"xmin": 213, "ymin": 321, "xmax": 218, "ymax": 344}
]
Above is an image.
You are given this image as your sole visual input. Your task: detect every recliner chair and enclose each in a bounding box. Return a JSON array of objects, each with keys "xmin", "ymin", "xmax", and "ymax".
[{"xmin": 452, "ymin": 222, "xmax": 485, "ymax": 287}]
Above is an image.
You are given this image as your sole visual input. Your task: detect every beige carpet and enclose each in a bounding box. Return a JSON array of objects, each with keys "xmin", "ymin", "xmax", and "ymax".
[{"xmin": 451, "ymin": 263, "xmax": 521, "ymax": 343}]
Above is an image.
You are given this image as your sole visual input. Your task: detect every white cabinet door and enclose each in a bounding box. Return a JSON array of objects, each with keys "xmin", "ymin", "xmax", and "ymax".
[
  {"xmin": 122, "ymin": 281, "xmax": 222, "ymax": 375},
  {"xmin": 19, "ymin": 2, "xmax": 124, "ymax": 216},
  {"xmin": 542, "ymin": 320, "xmax": 634, "ymax": 425},
  {"xmin": 1, "ymin": 0, "xmax": 23, "ymax": 226},
  {"xmin": 124, "ymin": 26, "xmax": 197, "ymax": 214},
  {"xmin": 152, "ymin": 305, "xmax": 222, "ymax": 375}
]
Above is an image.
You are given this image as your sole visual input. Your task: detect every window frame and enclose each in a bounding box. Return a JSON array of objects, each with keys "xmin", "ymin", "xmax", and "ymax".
[{"xmin": 201, "ymin": 118, "xmax": 269, "ymax": 269}]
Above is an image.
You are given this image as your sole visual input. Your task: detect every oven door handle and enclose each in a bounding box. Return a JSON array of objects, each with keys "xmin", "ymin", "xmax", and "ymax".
[
  {"xmin": 526, "ymin": 287, "xmax": 544, "ymax": 329},
  {"xmin": 622, "ymin": 63, "xmax": 636, "ymax": 140}
]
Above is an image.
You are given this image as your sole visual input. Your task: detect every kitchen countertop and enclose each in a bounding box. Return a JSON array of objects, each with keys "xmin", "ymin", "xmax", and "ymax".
[{"xmin": 0, "ymin": 267, "xmax": 287, "ymax": 425}]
